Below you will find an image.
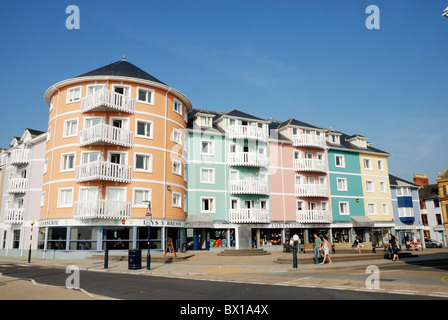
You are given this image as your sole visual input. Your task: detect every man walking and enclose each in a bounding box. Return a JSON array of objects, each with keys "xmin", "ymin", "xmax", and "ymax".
[{"xmin": 313, "ymin": 233, "xmax": 323, "ymax": 264}]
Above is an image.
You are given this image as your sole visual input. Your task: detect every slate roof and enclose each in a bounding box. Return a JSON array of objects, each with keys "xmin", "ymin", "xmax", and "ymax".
[
  {"xmin": 277, "ymin": 118, "xmax": 321, "ymax": 130},
  {"xmin": 389, "ymin": 174, "xmax": 419, "ymax": 188},
  {"xmin": 326, "ymin": 130, "xmax": 390, "ymax": 155},
  {"xmin": 215, "ymin": 109, "xmax": 266, "ymax": 122},
  {"xmin": 418, "ymin": 184, "xmax": 439, "ymax": 200},
  {"xmin": 76, "ymin": 59, "xmax": 166, "ymax": 85}
]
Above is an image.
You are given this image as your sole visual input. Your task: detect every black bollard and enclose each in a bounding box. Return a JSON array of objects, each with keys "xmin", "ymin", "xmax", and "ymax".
[
  {"xmin": 104, "ymin": 249, "xmax": 109, "ymax": 269},
  {"xmin": 293, "ymin": 246, "xmax": 298, "ymax": 269}
]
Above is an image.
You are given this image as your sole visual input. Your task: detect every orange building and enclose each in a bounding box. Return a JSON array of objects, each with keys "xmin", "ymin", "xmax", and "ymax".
[{"xmin": 39, "ymin": 58, "xmax": 192, "ymax": 252}]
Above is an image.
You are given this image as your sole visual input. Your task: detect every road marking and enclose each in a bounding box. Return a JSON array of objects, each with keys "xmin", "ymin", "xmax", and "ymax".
[
  {"xmin": 390, "ymin": 289, "xmax": 418, "ymax": 295},
  {"xmin": 275, "ymin": 276, "xmax": 313, "ymax": 286}
]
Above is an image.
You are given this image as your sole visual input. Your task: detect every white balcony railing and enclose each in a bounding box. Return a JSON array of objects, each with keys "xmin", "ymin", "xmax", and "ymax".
[
  {"xmin": 5, "ymin": 208, "xmax": 24, "ymax": 224},
  {"xmin": 292, "ymin": 134, "xmax": 325, "ymax": 149},
  {"xmin": 226, "ymin": 125, "xmax": 267, "ymax": 142},
  {"xmin": 293, "ymin": 159, "xmax": 327, "ymax": 172},
  {"xmin": 10, "ymin": 149, "xmax": 31, "ymax": 166},
  {"xmin": 76, "ymin": 161, "xmax": 132, "ymax": 183},
  {"xmin": 81, "ymin": 88, "xmax": 136, "ymax": 114},
  {"xmin": 227, "ymin": 209, "xmax": 271, "ymax": 224},
  {"xmin": 228, "ymin": 152, "xmax": 269, "ymax": 167},
  {"xmin": 228, "ymin": 180, "xmax": 269, "ymax": 195},
  {"xmin": 78, "ymin": 123, "xmax": 134, "ymax": 148},
  {"xmin": 296, "ymin": 210, "xmax": 332, "ymax": 223},
  {"xmin": 74, "ymin": 199, "xmax": 131, "ymax": 220},
  {"xmin": 7, "ymin": 178, "xmax": 28, "ymax": 194},
  {"xmin": 294, "ymin": 184, "xmax": 329, "ymax": 198}
]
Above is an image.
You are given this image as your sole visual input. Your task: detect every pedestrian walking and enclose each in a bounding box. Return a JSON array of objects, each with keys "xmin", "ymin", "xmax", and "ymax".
[
  {"xmin": 320, "ymin": 236, "xmax": 332, "ymax": 264},
  {"xmin": 389, "ymin": 234, "xmax": 399, "ymax": 261},
  {"xmin": 313, "ymin": 233, "xmax": 323, "ymax": 264}
]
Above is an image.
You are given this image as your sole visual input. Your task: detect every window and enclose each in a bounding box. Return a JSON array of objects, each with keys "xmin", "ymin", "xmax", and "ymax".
[
  {"xmin": 67, "ymin": 86, "xmax": 81, "ymax": 103},
  {"xmin": 201, "ymin": 141, "xmax": 213, "ymax": 155},
  {"xmin": 339, "ymin": 202, "xmax": 349, "ymax": 215},
  {"xmin": 335, "ymin": 155, "xmax": 345, "ymax": 167},
  {"xmin": 321, "ymin": 201, "xmax": 328, "ymax": 211},
  {"xmin": 41, "ymin": 192, "xmax": 45, "ymax": 207},
  {"xmin": 137, "ymin": 87, "xmax": 154, "ymax": 104},
  {"xmin": 174, "ymin": 99, "xmax": 183, "ymax": 115},
  {"xmin": 398, "ymin": 207, "xmax": 414, "ymax": 218},
  {"xmin": 136, "ymin": 120, "xmax": 153, "ymax": 139},
  {"xmin": 420, "ymin": 200, "xmax": 426, "ymax": 209},
  {"xmin": 44, "ymin": 159, "xmax": 48, "ymax": 174},
  {"xmin": 172, "ymin": 159, "xmax": 182, "ymax": 175},
  {"xmin": 367, "ymin": 203, "xmax": 377, "ymax": 215},
  {"xmin": 201, "ymin": 197, "xmax": 215, "ymax": 213},
  {"xmin": 135, "ymin": 154, "xmax": 152, "ymax": 172},
  {"xmin": 63, "ymin": 119, "xmax": 78, "ymax": 138},
  {"xmin": 172, "ymin": 192, "xmax": 182, "ymax": 208},
  {"xmin": 260, "ymin": 200, "xmax": 268, "ymax": 210},
  {"xmin": 296, "ymin": 200, "xmax": 304, "ymax": 211},
  {"xmin": 363, "ymin": 158, "xmax": 372, "ymax": 170},
  {"xmin": 379, "ymin": 181, "xmax": 386, "ymax": 193},
  {"xmin": 49, "ymin": 97, "xmax": 54, "ymax": 111},
  {"xmin": 57, "ymin": 188, "xmax": 73, "ymax": 208},
  {"xmin": 382, "ymin": 203, "xmax": 389, "ymax": 215},
  {"xmin": 172, "ymin": 129, "xmax": 182, "ymax": 145},
  {"xmin": 81, "ymin": 151, "xmax": 99, "ymax": 164},
  {"xmin": 61, "ymin": 153, "xmax": 75, "ymax": 172},
  {"xmin": 200, "ymin": 168, "xmax": 215, "ymax": 184},
  {"xmin": 365, "ymin": 180, "xmax": 374, "ymax": 192},
  {"xmin": 133, "ymin": 189, "xmax": 151, "ymax": 208},
  {"xmin": 337, "ymin": 178, "xmax": 347, "ymax": 191},
  {"xmin": 421, "ymin": 214, "xmax": 428, "ymax": 226},
  {"xmin": 200, "ymin": 116, "xmax": 212, "ymax": 127},
  {"xmin": 396, "ymin": 187, "xmax": 411, "ymax": 196},
  {"xmin": 377, "ymin": 160, "xmax": 384, "ymax": 171},
  {"xmin": 436, "ymin": 214, "xmax": 443, "ymax": 225},
  {"xmin": 434, "ymin": 199, "xmax": 440, "ymax": 208}
]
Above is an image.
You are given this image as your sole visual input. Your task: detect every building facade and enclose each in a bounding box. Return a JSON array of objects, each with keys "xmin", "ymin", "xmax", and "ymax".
[
  {"xmin": 0, "ymin": 129, "xmax": 46, "ymax": 252},
  {"xmin": 38, "ymin": 59, "xmax": 192, "ymax": 252},
  {"xmin": 437, "ymin": 169, "xmax": 448, "ymax": 244}
]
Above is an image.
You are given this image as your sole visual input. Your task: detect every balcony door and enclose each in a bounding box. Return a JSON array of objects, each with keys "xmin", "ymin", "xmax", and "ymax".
[{"xmin": 79, "ymin": 187, "xmax": 98, "ymax": 203}]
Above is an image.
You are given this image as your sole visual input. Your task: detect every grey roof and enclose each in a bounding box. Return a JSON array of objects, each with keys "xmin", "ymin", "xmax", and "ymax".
[
  {"xmin": 26, "ymin": 128, "xmax": 46, "ymax": 137},
  {"xmin": 215, "ymin": 109, "xmax": 266, "ymax": 122},
  {"xmin": 418, "ymin": 184, "xmax": 439, "ymax": 200},
  {"xmin": 389, "ymin": 174, "xmax": 419, "ymax": 188},
  {"xmin": 278, "ymin": 118, "xmax": 320, "ymax": 130},
  {"xmin": 326, "ymin": 130, "xmax": 390, "ymax": 155},
  {"xmin": 76, "ymin": 59, "xmax": 166, "ymax": 85}
]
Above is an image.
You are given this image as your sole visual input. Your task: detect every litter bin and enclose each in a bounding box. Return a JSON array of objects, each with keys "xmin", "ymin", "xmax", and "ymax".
[{"xmin": 128, "ymin": 249, "xmax": 142, "ymax": 270}]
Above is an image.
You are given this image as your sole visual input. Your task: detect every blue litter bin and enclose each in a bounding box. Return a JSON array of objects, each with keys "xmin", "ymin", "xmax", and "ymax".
[{"xmin": 128, "ymin": 249, "xmax": 142, "ymax": 270}]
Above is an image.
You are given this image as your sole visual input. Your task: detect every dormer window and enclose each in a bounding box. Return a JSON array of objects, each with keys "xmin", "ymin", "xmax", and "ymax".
[
  {"xmin": 329, "ymin": 134, "xmax": 340, "ymax": 144},
  {"xmin": 200, "ymin": 116, "xmax": 212, "ymax": 128}
]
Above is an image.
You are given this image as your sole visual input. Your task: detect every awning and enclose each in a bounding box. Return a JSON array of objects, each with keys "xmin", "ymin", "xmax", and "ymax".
[
  {"xmin": 351, "ymin": 216, "xmax": 375, "ymax": 227},
  {"xmin": 185, "ymin": 214, "xmax": 215, "ymax": 228}
]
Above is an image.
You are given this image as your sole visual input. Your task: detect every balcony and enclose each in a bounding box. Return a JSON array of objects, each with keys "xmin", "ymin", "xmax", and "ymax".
[
  {"xmin": 292, "ymin": 134, "xmax": 325, "ymax": 149},
  {"xmin": 293, "ymin": 158, "xmax": 326, "ymax": 172},
  {"xmin": 78, "ymin": 123, "xmax": 134, "ymax": 148},
  {"xmin": 296, "ymin": 210, "xmax": 332, "ymax": 223},
  {"xmin": 81, "ymin": 88, "xmax": 136, "ymax": 114},
  {"xmin": 228, "ymin": 180, "xmax": 269, "ymax": 195},
  {"xmin": 76, "ymin": 161, "xmax": 132, "ymax": 183},
  {"xmin": 228, "ymin": 152, "xmax": 269, "ymax": 167},
  {"xmin": 227, "ymin": 209, "xmax": 271, "ymax": 224},
  {"xmin": 7, "ymin": 178, "xmax": 28, "ymax": 194},
  {"xmin": 10, "ymin": 149, "xmax": 31, "ymax": 166},
  {"xmin": 294, "ymin": 184, "xmax": 329, "ymax": 198},
  {"xmin": 226, "ymin": 125, "xmax": 267, "ymax": 142},
  {"xmin": 5, "ymin": 208, "xmax": 24, "ymax": 224},
  {"xmin": 74, "ymin": 199, "xmax": 131, "ymax": 220}
]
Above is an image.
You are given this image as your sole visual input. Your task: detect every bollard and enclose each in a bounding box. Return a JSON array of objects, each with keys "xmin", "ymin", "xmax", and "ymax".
[
  {"xmin": 292, "ymin": 246, "xmax": 298, "ymax": 269},
  {"xmin": 104, "ymin": 249, "xmax": 109, "ymax": 269}
]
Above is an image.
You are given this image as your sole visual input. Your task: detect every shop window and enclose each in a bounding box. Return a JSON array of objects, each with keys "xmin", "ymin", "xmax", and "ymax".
[
  {"xmin": 102, "ymin": 227, "xmax": 133, "ymax": 250},
  {"xmin": 47, "ymin": 227, "xmax": 67, "ymax": 250},
  {"xmin": 69, "ymin": 227, "xmax": 97, "ymax": 250}
]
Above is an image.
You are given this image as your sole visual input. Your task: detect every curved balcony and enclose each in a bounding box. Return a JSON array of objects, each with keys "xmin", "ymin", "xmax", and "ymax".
[
  {"xmin": 228, "ymin": 152, "xmax": 268, "ymax": 167},
  {"xmin": 226, "ymin": 125, "xmax": 266, "ymax": 142},
  {"xmin": 296, "ymin": 210, "xmax": 332, "ymax": 223},
  {"xmin": 292, "ymin": 134, "xmax": 325, "ymax": 149},
  {"xmin": 294, "ymin": 184, "xmax": 329, "ymax": 198},
  {"xmin": 76, "ymin": 161, "xmax": 132, "ymax": 183},
  {"xmin": 81, "ymin": 88, "xmax": 135, "ymax": 114},
  {"xmin": 78, "ymin": 123, "xmax": 134, "ymax": 148},
  {"xmin": 7, "ymin": 178, "xmax": 28, "ymax": 194},
  {"xmin": 74, "ymin": 199, "xmax": 131, "ymax": 220},
  {"xmin": 228, "ymin": 180, "xmax": 269, "ymax": 195},
  {"xmin": 227, "ymin": 209, "xmax": 271, "ymax": 224},
  {"xmin": 5, "ymin": 208, "xmax": 24, "ymax": 224},
  {"xmin": 10, "ymin": 149, "xmax": 31, "ymax": 166},
  {"xmin": 293, "ymin": 159, "xmax": 326, "ymax": 172}
]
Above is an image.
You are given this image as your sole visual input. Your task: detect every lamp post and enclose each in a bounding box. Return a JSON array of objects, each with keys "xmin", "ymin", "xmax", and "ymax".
[
  {"xmin": 143, "ymin": 201, "xmax": 152, "ymax": 270},
  {"xmin": 28, "ymin": 220, "xmax": 35, "ymax": 263}
]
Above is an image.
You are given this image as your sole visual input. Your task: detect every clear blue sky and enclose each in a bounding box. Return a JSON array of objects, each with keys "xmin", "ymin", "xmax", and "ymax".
[{"xmin": 0, "ymin": 0, "xmax": 447, "ymax": 183}]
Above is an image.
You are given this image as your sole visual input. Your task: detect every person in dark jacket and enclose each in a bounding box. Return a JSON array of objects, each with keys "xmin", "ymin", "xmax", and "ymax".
[{"xmin": 389, "ymin": 234, "xmax": 399, "ymax": 261}]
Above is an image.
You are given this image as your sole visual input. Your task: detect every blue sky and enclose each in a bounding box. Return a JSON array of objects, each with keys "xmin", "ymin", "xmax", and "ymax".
[{"xmin": 0, "ymin": 0, "xmax": 447, "ymax": 183}]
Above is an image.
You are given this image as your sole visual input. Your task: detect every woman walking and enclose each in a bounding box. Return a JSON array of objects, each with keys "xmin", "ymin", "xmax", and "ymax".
[
  {"xmin": 320, "ymin": 236, "xmax": 332, "ymax": 265},
  {"xmin": 389, "ymin": 234, "xmax": 399, "ymax": 261}
]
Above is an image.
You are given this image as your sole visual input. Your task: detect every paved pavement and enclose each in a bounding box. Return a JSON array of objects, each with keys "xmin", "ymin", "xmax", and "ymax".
[{"xmin": 1, "ymin": 248, "xmax": 447, "ymax": 300}]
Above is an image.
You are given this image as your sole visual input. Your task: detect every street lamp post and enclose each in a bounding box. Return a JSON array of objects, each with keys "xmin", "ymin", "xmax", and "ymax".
[
  {"xmin": 143, "ymin": 201, "xmax": 152, "ymax": 270},
  {"xmin": 28, "ymin": 221, "xmax": 35, "ymax": 263}
]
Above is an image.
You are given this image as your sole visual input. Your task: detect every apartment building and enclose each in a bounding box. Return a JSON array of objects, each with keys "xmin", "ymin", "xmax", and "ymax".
[
  {"xmin": 38, "ymin": 58, "xmax": 192, "ymax": 252},
  {"xmin": 0, "ymin": 129, "xmax": 46, "ymax": 252}
]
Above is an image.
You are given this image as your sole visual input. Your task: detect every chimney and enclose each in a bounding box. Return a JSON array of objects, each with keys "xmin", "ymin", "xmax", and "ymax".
[{"xmin": 413, "ymin": 173, "xmax": 429, "ymax": 186}]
